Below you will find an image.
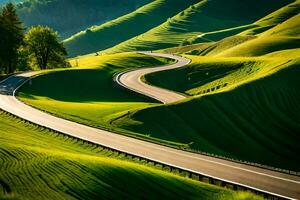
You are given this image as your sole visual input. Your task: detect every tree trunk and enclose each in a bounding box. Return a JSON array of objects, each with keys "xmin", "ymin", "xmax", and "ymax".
[{"xmin": 8, "ymin": 59, "xmax": 13, "ymax": 74}]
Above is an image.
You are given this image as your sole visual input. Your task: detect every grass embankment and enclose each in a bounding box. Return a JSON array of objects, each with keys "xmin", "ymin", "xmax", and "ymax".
[
  {"xmin": 0, "ymin": 112, "xmax": 263, "ymax": 199},
  {"xmin": 102, "ymin": 0, "xmax": 291, "ymax": 54},
  {"xmin": 64, "ymin": 0, "xmax": 199, "ymax": 56}
]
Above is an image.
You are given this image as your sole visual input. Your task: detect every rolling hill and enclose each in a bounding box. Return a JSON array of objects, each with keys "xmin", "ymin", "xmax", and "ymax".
[
  {"xmin": 64, "ymin": 0, "xmax": 199, "ymax": 57},
  {"xmin": 134, "ymin": 50, "xmax": 300, "ymax": 172},
  {"xmin": 1, "ymin": 0, "xmax": 300, "ymax": 199},
  {"xmin": 16, "ymin": 0, "xmax": 300, "ymax": 172},
  {"xmin": 16, "ymin": 0, "xmax": 151, "ymax": 38},
  {"xmin": 134, "ymin": 13, "xmax": 300, "ymax": 171},
  {"xmin": 100, "ymin": 0, "xmax": 292, "ymax": 54},
  {"xmin": 17, "ymin": 53, "xmax": 184, "ymax": 147},
  {"xmin": 215, "ymin": 14, "xmax": 300, "ymax": 57},
  {"xmin": 160, "ymin": 0, "xmax": 300, "ymax": 56}
]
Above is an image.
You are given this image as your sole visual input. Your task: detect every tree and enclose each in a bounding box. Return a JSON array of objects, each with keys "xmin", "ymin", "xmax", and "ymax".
[
  {"xmin": 24, "ymin": 26, "xmax": 68, "ymax": 70},
  {"xmin": 0, "ymin": 15, "xmax": 5, "ymax": 73},
  {"xmin": 0, "ymin": 3, "xmax": 24, "ymax": 74}
]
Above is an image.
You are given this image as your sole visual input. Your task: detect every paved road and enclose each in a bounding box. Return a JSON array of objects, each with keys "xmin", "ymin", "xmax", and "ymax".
[
  {"xmin": 116, "ymin": 52, "xmax": 189, "ymax": 104},
  {"xmin": 0, "ymin": 54, "xmax": 299, "ymax": 199}
]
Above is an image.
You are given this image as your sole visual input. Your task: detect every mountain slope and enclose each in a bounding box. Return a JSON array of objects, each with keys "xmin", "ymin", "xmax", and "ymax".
[{"xmin": 64, "ymin": 0, "xmax": 199, "ymax": 57}]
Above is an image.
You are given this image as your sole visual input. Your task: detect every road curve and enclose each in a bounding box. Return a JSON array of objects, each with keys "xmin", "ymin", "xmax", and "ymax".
[
  {"xmin": 0, "ymin": 55, "xmax": 299, "ymax": 199},
  {"xmin": 116, "ymin": 52, "xmax": 190, "ymax": 104}
]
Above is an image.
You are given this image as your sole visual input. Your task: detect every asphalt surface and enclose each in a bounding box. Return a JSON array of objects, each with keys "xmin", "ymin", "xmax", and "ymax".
[
  {"xmin": 0, "ymin": 54, "xmax": 299, "ymax": 199},
  {"xmin": 116, "ymin": 52, "xmax": 189, "ymax": 104}
]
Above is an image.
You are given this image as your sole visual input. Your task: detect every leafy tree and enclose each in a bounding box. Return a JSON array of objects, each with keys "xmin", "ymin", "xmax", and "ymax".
[
  {"xmin": 24, "ymin": 26, "xmax": 68, "ymax": 70},
  {"xmin": 0, "ymin": 3, "xmax": 24, "ymax": 74},
  {"xmin": 15, "ymin": 46, "xmax": 30, "ymax": 71}
]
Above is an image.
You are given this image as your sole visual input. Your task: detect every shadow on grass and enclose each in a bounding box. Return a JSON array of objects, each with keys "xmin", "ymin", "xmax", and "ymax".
[{"xmin": 19, "ymin": 69, "xmax": 156, "ymax": 103}]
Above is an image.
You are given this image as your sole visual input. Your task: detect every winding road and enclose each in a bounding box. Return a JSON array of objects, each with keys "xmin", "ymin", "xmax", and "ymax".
[
  {"xmin": 115, "ymin": 52, "xmax": 189, "ymax": 104},
  {"xmin": 0, "ymin": 52, "xmax": 299, "ymax": 199}
]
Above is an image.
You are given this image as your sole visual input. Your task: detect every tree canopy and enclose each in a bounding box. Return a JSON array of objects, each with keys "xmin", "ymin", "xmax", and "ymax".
[
  {"xmin": 24, "ymin": 26, "xmax": 67, "ymax": 70},
  {"xmin": 0, "ymin": 3, "xmax": 24, "ymax": 73}
]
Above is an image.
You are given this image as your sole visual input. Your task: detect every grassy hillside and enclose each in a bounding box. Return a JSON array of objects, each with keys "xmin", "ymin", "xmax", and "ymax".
[
  {"xmin": 102, "ymin": 0, "xmax": 292, "ymax": 54},
  {"xmin": 240, "ymin": 0, "xmax": 300, "ymax": 36},
  {"xmin": 64, "ymin": 0, "xmax": 199, "ymax": 57},
  {"xmin": 216, "ymin": 14, "xmax": 300, "ymax": 57},
  {"xmin": 17, "ymin": 53, "xmax": 159, "ymax": 122},
  {"xmin": 17, "ymin": 0, "xmax": 151, "ymax": 38},
  {"xmin": 16, "ymin": 0, "xmax": 300, "ymax": 172},
  {"xmin": 1, "ymin": 111, "xmax": 263, "ymax": 199},
  {"xmin": 18, "ymin": 53, "xmax": 185, "ymax": 147},
  {"xmin": 161, "ymin": 0, "xmax": 300, "ymax": 56},
  {"xmin": 127, "ymin": 50, "xmax": 300, "ymax": 171},
  {"xmin": 139, "ymin": 13, "xmax": 300, "ymax": 171},
  {"xmin": 17, "ymin": 49, "xmax": 300, "ymax": 171}
]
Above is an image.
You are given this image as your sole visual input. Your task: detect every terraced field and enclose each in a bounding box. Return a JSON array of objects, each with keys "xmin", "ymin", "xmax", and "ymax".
[{"xmin": 1, "ymin": 111, "xmax": 263, "ymax": 199}]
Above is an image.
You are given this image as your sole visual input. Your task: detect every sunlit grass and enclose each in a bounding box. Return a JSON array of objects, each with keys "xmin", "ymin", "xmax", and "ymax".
[
  {"xmin": 1, "ymin": 111, "xmax": 264, "ymax": 199},
  {"xmin": 64, "ymin": 0, "xmax": 199, "ymax": 56},
  {"xmin": 129, "ymin": 48, "xmax": 300, "ymax": 171}
]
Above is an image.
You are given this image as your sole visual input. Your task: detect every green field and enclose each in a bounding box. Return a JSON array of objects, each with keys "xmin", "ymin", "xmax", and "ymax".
[{"xmin": 1, "ymin": 110, "xmax": 264, "ymax": 199}]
